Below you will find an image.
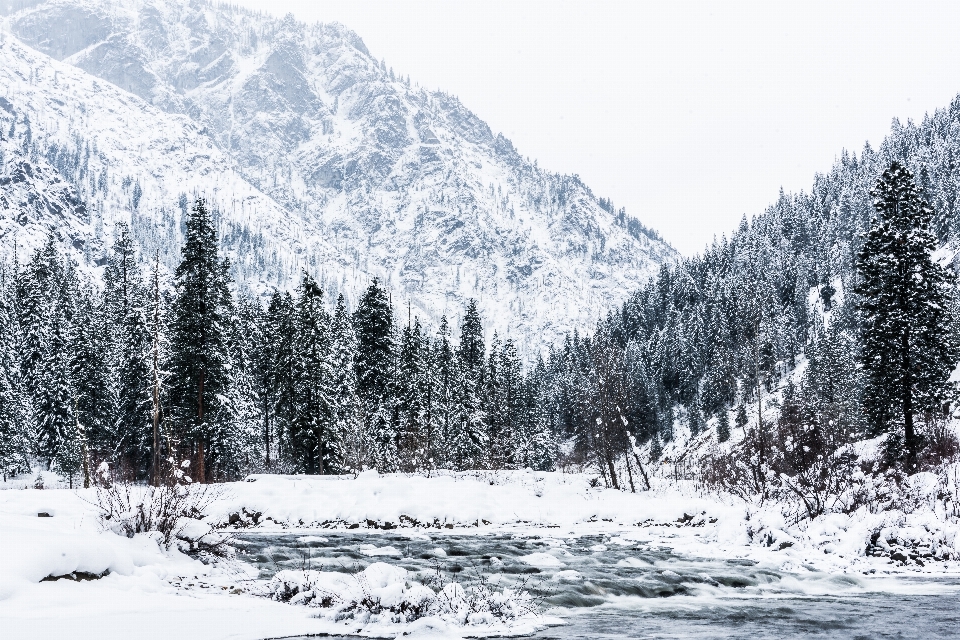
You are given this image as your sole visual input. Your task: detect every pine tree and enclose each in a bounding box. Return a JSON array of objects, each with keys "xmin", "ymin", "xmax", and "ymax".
[
  {"xmin": 520, "ymin": 357, "xmax": 556, "ymax": 471},
  {"xmin": 103, "ymin": 226, "xmax": 152, "ymax": 477},
  {"xmin": 352, "ymin": 279, "xmax": 395, "ymax": 471},
  {"xmin": 856, "ymin": 162, "xmax": 959, "ymax": 471},
  {"xmin": 451, "ymin": 300, "xmax": 488, "ymax": 469},
  {"xmin": 69, "ymin": 291, "xmax": 112, "ymax": 466},
  {"xmin": 329, "ymin": 294, "xmax": 359, "ymax": 473},
  {"xmin": 244, "ymin": 298, "xmax": 273, "ymax": 466},
  {"xmin": 288, "ymin": 273, "xmax": 335, "ymax": 474},
  {"xmin": 167, "ymin": 198, "xmax": 235, "ymax": 482},
  {"xmin": 353, "ymin": 279, "xmax": 394, "ymax": 403},
  {"xmin": 396, "ymin": 315, "xmax": 427, "ymax": 471},
  {"xmin": 0, "ymin": 270, "xmax": 30, "ymax": 479},
  {"xmin": 18, "ymin": 236, "xmax": 61, "ymax": 400},
  {"xmin": 430, "ymin": 316, "xmax": 455, "ymax": 468},
  {"xmin": 267, "ymin": 290, "xmax": 297, "ymax": 465},
  {"xmin": 717, "ymin": 410, "xmax": 731, "ymax": 443},
  {"xmin": 493, "ymin": 338, "xmax": 523, "ymax": 469},
  {"xmin": 35, "ymin": 298, "xmax": 78, "ymax": 479}
]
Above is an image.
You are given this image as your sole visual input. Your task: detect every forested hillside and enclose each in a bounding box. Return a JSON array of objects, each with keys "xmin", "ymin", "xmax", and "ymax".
[{"xmin": 541, "ymin": 99, "xmax": 960, "ymax": 494}]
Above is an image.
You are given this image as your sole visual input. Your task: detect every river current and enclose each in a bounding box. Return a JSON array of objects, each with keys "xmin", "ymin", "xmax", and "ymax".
[{"xmin": 233, "ymin": 530, "xmax": 960, "ymax": 639}]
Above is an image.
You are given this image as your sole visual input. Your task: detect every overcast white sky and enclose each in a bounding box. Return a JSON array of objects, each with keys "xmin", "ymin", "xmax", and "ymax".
[{"xmin": 231, "ymin": 0, "xmax": 960, "ymax": 255}]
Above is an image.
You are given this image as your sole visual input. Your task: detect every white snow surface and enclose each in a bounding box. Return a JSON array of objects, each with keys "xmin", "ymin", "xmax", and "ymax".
[{"xmin": 4, "ymin": 470, "xmax": 960, "ymax": 639}]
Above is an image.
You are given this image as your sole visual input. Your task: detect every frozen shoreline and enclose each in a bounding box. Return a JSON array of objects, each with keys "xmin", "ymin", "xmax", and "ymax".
[{"xmin": 4, "ymin": 470, "xmax": 960, "ymax": 640}]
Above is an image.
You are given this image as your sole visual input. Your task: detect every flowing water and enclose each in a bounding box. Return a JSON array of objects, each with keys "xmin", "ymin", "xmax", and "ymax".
[{"xmin": 233, "ymin": 531, "xmax": 960, "ymax": 639}]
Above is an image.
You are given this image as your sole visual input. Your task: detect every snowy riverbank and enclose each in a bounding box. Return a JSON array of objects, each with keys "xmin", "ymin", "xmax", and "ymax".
[{"xmin": 4, "ymin": 470, "xmax": 960, "ymax": 639}]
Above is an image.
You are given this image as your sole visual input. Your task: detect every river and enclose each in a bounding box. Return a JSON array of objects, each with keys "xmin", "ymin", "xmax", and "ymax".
[{"xmin": 233, "ymin": 530, "xmax": 960, "ymax": 639}]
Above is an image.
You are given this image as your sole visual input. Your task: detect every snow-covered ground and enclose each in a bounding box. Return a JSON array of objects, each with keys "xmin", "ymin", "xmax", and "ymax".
[{"xmin": 3, "ymin": 470, "xmax": 960, "ymax": 640}]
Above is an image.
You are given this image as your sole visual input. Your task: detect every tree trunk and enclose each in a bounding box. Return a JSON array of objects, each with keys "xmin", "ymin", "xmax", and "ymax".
[
  {"xmin": 624, "ymin": 446, "xmax": 636, "ymax": 493},
  {"xmin": 632, "ymin": 450, "xmax": 651, "ymax": 491},
  {"xmin": 903, "ymin": 330, "xmax": 917, "ymax": 472},
  {"xmin": 197, "ymin": 373, "xmax": 205, "ymax": 484}
]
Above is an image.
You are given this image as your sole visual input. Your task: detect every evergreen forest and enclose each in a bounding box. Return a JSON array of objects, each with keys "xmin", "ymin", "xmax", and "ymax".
[{"xmin": 6, "ymin": 100, "xmax": 960, "ymax": 493}]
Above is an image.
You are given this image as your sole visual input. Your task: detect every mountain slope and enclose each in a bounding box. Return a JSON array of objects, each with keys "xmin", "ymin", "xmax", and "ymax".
[
  {"xmin": 2, "ymin": 0, "xmax": 676, "ymax": 350},
  {"xmin": 0, "ymin": 34, "xmax": 359, "ymax": 291}
]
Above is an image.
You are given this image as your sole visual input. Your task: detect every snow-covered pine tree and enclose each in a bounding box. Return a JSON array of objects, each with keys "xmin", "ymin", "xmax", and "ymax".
[
  {"xmin": 0, "ymin": 268, "xmax": 30, "ymax": 480},
  {"xmin": 717, "ymin": 410, "xmax": 731, "ymax": 443},
  {"xmin": 18, "ymin": 236, "xmax": 61, "ymax": 401},
  {"xmin": 267, "ymin": 290, "xmax": 297, "ymax": 466},
  {"xmin": 492, "ymin": 338, "xmax": 523, "ymax": 469},
  {"xmin": 352, "ymin": 279, "xmax": 396, "ymax": 472},
  {"xmin": 451, "ymin": 300, "xmax": 488, "ymax": 470},
  {"xmin": 519, "ymin": 356, "xmax": 556, "ymax": 471},
  {"xmin": 396, "ymin": 315, "xmax": 428, "ymax": 471},
  {"xmin": 103, "ymin": 226, "xmax": 152, "ymax": 478},
  {"xmin": 856, "ymin": 161, "xmax": 959, "ymax": 471},
  {"xmin": 484, "ymin": 332, "xmax": 504, "ymax": 467},
  {"xmin": 288, "ymin": 273, "xmax": 335, "ymax": 474},
  {"xmin": 35, "ymin": 297, "xmax": 79, "ymax": 482},
  {"xmin": 69, "ymin": 290, "xmax": 112, "ymax": 468},
  {"xmin": 802, "ymin": 322, "xmax": 863, "ymax": 441},
  {"xmin": 243, "ymin": 297, "xmax": 274, "ymax": 467},
  {"xmin": 216, "ymin": 296, "xmax": 261, "ymax": 478},
  {"xmin": 329, "ymin": 294, "xmax": 359, "ymax": 474},
  {"xmin": 167, "ymin": 198, "xmax": 235, "ymax": 482},
  {"xmin": 430, "ymin": 316, "xmax": 455, "ymax": 468}
]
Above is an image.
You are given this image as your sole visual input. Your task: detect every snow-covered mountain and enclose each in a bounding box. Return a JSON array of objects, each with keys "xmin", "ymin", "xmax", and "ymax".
[
  {"xmin": 0, "ymin": 0, "xmax": 676, "ymax": 351},
  {"xmin": 0, "ymin": 35, "xmax": 356, "ymax": 292}
]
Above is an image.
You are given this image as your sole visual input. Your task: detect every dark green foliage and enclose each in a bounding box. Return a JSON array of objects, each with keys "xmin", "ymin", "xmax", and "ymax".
[
  {"xmin": 167, "ymin": 198, "xmax": 235, "ymax": 482},
  {"xmin": 288, "ymin": 273, "xmax": 335, "ymax": 474},
  {"xmin": 717, "ymin": 410, "xmax": 731, "ymax": 443},
  {"xmin": 353, "ymin": 279, "xmax": 394, "ymax": 404},
  {"xmin": 69, "ymin": 293, "xmax": 112, "ymax": 464},
  {"xmin": 352, "ymin": 279, "xmax": 396, "ymax": 471},
  {"xmin": 267, "ymin": 290, "xmax": 297, "ymax": 462},
  {"xmin": 35, "ymin": 298, "xmax": 77, "ymax": 477},
  {"xmin": 451, "ymin": 299, "xmax": 487, "ymax": 470},
  {"xmin": 856, "ymin": 162, "xmax": 959, "ymax": 470},
  {"xmin": 103, "ymin": 226, "xmax": 152, "ymax": 477}
]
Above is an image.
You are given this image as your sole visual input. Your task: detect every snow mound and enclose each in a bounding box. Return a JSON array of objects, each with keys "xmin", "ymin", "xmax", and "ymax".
[
  {"xmin": 265, "ymin": 561, "xmax": 550, "ymax": 635},
  {"xmin": 359, "ymin": 544, "xmax": 403, "ymax": 557},
  {"xmin": 518, "ymin": 552, "xmax": 564, "ymax": 568}
]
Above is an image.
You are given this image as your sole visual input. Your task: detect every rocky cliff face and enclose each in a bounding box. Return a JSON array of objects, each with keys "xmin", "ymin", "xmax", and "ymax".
[{"xmin": 1, "ymin": 0, "xmax": 676, "ymax": 351}]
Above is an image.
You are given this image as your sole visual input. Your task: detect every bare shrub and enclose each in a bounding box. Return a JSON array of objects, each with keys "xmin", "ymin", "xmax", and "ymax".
[
  {"xmin": 920, "ymin": 414, "xmax": 960, "ymax": 469},
  {"xmin": 89, "ymin": 456, "xmax": 229, "ymax": 556}
]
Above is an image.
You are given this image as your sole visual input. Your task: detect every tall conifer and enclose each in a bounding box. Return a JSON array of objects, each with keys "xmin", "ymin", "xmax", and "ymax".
[
  {"xmin": 856, "ymin": 162, "xmax": 959, "ymax": 470},
  {"xmin": 168, "ymin": 198, "xmax": 234, "ymax": 482}
]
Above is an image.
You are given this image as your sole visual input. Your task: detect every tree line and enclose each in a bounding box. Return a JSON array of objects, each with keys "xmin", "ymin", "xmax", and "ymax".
[{"xmin": 0, "ymin": 199, "xmax": 556, "ymax": 484}]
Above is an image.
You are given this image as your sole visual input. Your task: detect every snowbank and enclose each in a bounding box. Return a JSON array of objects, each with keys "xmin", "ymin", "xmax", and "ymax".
[
  {"xmin": 5, "ymin": 469, "xmax": 960, "ymax": 640},
  {"xmin": 0, "ymin": 487, "xmax": 346, "ymax": 640},
  {"xmin": 210, "ymin": 469, "xmax": 735, "ymax": 529}
]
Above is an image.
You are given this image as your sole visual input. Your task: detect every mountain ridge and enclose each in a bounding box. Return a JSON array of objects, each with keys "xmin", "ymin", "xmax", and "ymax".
[{"xmin": 0, "ymin": 0, "xmax": 676, "ymax": 353}]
